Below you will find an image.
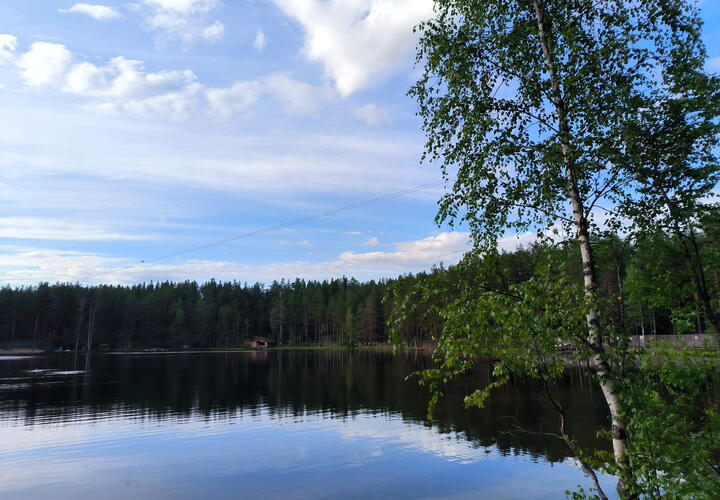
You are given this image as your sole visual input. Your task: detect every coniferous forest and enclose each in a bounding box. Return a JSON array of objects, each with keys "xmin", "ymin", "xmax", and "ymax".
[{"xmin": 3, "ymin": 222, "xmax": 720, "ymax": 351}]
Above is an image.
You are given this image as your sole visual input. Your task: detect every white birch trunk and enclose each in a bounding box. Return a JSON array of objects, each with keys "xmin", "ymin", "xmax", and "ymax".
[{"xmin": 532, "ymin": 2, "xmax": 632, "ymax": 496}]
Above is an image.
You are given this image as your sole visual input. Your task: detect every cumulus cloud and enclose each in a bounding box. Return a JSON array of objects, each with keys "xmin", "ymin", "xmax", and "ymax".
[
  {"xmin": 17, "ymin": 42, "xmax": 73, "ymax": 87},
  {"xmin": 339, "ymin": 232, "xmax": 470, "ymax": 270},
  {"xmin": 0, "ymin": 249, "xmax": 134, "ymax": 284},
  {"xmin": 7, "ymin": 33, "xmax": 341, "ymax": 121},
  {"xmin": 272, "ymin": 0, "xmax": 434, "ymax": 96},
  {"xmin": 9, "ymin": 36, "xmax": 334, "ymax": 120},
  {"xmin": 206, "ymin": 80, "xmax": 262, "ymax": 119},
  {"xmin": 202, "ymin": 20, "xmax": 224, "ymax": 41},
  {"xmin": 363, "ymin": 236, "xmax": 379, "ymax": 246},
  {"xmin": 65, "ymin": 57, "xmax": 201, "ymax": 118},
  {"xmin": 334, "ymin": 231, "xmax": 539, "ymax": 272},
  {"xmin": 60, "ymin": 4, "xmax": 123, "ymax": 20},
  {"xmin": 12, "ymin": 40, "xmax": 201, "ymax": 118},
  {"xmin": 253, "ymin": 29, "xmax": 266, "ymax": 52},
  {"xmin": 143, "ymin": 0, "xmax": 219, "ymax": 13},
  {"xmin": 63, "ymin": 57, "xmax": 196, "ymax": 99},
  {"xmin": 91, "ymin": 85, "xmax": 201, "ymax": 118},
  {"xmin": 0, "ymin": 34, "xmax": 17, "ymax": 64},
  {"xmin": 264, "ymin": 72, "xmax": 330, "ymax": 114},
  {"xmin": 353, "ymin": 103, "xmax": 391, "ymax": 125},
  {"xmin": 141, "ymin": 0, "xmax": 224, "ymax": 45},
  {"xmin": 206, "ymin": 72, "xmax": 330, "ymax": 118}
]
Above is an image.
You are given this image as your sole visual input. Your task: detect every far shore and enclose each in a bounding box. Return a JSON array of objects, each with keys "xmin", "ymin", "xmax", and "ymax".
[
  {"xmin": 1, "ymin": 344, "xmax": 432, "ymax": 355},
  {"xmin": 0, "ymin": 348, "xmax": 46, "ymax": 356},
  {"xmin": 5, "ymin": 341, "xmax": 718, "ymax": 358}
]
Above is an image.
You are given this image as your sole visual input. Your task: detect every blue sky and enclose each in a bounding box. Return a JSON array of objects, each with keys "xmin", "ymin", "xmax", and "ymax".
[{"xmin": 0, "ymin": 0, "xmax": 719, "ymax": 285}]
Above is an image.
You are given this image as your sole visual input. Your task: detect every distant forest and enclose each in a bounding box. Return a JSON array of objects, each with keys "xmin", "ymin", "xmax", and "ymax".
[{"xmin": 2, "ymin": 225, "xmax": 720, "ymax": 350}]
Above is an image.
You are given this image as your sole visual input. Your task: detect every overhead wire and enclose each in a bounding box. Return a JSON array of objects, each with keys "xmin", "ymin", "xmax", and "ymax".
[
  {"xmin": 142, "ymin": 179, "xmax": 446, "ymax": 263},
  {"xmin": 1, "ymin": 181, "xmax": 472, "ymax": 285},
  {"xmin": 0, "ymin": 180, "xmax": 468, "ymax": 285}
]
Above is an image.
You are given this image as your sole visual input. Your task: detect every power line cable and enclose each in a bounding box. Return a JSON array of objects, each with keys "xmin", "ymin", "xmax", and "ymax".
[{"xmin": 142, "ymin": 179, "xmax": 445, "ymax": 263}]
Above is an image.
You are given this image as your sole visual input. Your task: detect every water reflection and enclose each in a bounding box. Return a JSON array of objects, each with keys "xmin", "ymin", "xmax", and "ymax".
[{"xmin": 0, "ymin": 351, "xmax": 616, "ymax": 499}]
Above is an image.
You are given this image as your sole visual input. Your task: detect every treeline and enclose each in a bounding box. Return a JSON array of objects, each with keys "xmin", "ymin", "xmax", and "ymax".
[
  {"xmin": 2, "ymin": 223, "xmax": 719, "ymax": 350},
  {"xmin": 0, "ymin": 277, "xmax": 391, "ymax": 350}
]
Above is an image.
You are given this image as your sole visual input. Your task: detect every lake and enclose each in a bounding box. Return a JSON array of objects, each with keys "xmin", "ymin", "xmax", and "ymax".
[{"xmin": 0, "ymin": 351, "xmax": 617, "ymax": 499}]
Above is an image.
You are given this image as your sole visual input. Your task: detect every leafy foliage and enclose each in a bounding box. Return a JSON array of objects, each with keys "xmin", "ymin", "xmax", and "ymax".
[{"xmin": 617, "ymin": 352, "xmax": 720, "ymax": 498}]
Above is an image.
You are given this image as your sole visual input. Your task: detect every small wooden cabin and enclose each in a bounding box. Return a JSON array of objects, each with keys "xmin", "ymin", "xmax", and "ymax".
[{"xmin": 249, "ymin": 336, "xmax": 275, "ymax": 349}]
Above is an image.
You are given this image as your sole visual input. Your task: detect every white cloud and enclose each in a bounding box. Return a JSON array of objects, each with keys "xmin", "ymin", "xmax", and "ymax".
[
  {"xmin": 11, "ymin": 40, "xmax": 202, "ymax": 118},
  {"xmin": 91, "ymin": 84, "xmax": 201, "ymax": 118},
  {"xmin": 206, "ymin": 80, "xmax": 262, "ymax": 118},
  {"xmin": 206, "ymin": 72, "xmax": 329, "ymax": 118},
  {"xmin": 331, "ymin": 231, "xmax": 536, "ymax": 273},
  {"xmin": 141, "ymin": 0, "xmax": 224, "ymax": 45},
  {"xmin": 363, "ymin": 236, "xmax": 379, "ymax": 246},
  {"xmin": 202, "ymin": 20, "xmax": 224, "ymax": 41},
  {"xmin": 8, "ymin": 35, "xmax": 333, "ymax": 121},
  {"xmin": 0, "ymin": 34, "xmax": 17, "ymax": 64},
  {"xmin": 264, "ymin": 72, "xmax": 330, "ymax": 114},
  {"xmin": 63, "ymin": 57, "xmax": 197, "ymax": 100},
  {"xmin": 342, "ymin": 231, "xmax": 361, "ymax": 236},
  {"xmin": 353, "ymin": 103, "xmax": 391, "ymax": 125},
  {"xmin": 65, "ymin": 56, "xmax": 202, "ymax": 118},
  {"xmin": 17, "ymin": 42, "xmax": 73, "ymax": 87},
  {"xmin": 272, "ymin": 0, "xmax": 434, "ymax": 96},
  {"xmin": 60, "ymin": 4, "xmax": 123, "ymax": 20},
  {"xmin": 253, "ymin": 29, "xmax": 266, "ymax": 52},
  {"xmin": 0, "ymin": 249, "xmax": 130, "ymax": 284},
  {"xmin": 142, "ymin": 0, "xmax": 219, "ymax": 14},
  {"xmin": 339, "ymin": 232, "xmax": 470, "ymax": 270}
]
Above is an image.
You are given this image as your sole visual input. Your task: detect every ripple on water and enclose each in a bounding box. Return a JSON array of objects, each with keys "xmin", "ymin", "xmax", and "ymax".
[
  {"xmin": 0, "ymin": 383, "xmax": 32, "ymax": 391},
  {"xmin": 25, "ymin": 369, "xmax": 87, "ymax": 376}
]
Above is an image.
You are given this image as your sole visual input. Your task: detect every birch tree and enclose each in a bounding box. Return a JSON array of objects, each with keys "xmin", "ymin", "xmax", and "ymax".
[{"xmin": 407, "ymin": 0, "xmax": 720, "ymax": 496}]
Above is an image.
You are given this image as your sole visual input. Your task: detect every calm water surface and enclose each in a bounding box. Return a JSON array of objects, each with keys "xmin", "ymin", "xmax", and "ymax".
[{"xmin": 0, "ymin": 351, "xmax": 616, "ymax": 499}]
